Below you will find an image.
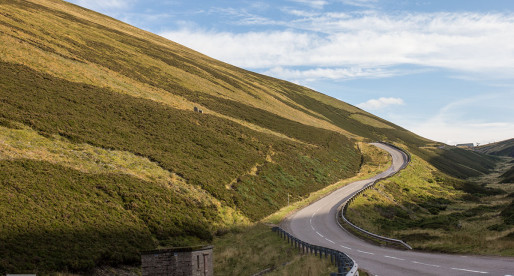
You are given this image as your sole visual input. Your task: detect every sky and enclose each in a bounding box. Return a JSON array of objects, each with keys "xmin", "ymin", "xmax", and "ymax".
[{"xmin": 67, "ymin": 0, "xmax": 514, "ymax": 145}]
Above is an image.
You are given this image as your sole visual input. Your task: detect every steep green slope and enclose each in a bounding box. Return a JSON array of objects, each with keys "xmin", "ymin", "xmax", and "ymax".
[
  {"xmin": 476, "ymin": 138, "xmax": 514, "ymax": 158},
  {"xmin": 0, "ymin": 61, "xmax": 360, "ymax": 220},
  {"xmin": 0, "ymin": 0, "xmax": 502, "ymax": 273}
]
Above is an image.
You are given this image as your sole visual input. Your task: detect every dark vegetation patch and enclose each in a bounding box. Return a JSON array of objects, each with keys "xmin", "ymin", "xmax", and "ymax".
[
  {"xmin": 375, "ymin": 202, "xmax": 509, "ymax": 234},
  {"xmin": 501, "ymin": 200, "xmax": 514, "ymax": 225},
  {"xmin": 500, "ymin": 166, "xmax": 514, "ymax": 183},
  {"xmin": 0, "ymin": 117, "xmax": 21, "ymax": 129},
  {"xmin": 399, "ymin": 233, "xmax": 437, "ymax": 243},
  {"xmin": 418, "ymin": 198, "xmax": 451, "ymax": 215},
  {"xmin": 487, "ymin": 224, "xmax": 511, "ymax": 231},
  {"xmin": 0, "ymin": 159, "xmax": 215, "ymax": 274},
  {"xmin": 423, "ymin": 148, "xmax": 498, "ymax": 179},
  {"xmin": 453, "ymin": 181, "xmax": 506, "ymax": 197}
]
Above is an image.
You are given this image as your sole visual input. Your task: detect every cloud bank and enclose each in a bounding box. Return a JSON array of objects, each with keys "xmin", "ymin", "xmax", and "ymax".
[
  {"xmin": 357, "ymin": 97, "xmax": 405, "ymax": 110},
  {"xmin": 161, "ymin": 11, "xmax": 514, "ymax": 81}
]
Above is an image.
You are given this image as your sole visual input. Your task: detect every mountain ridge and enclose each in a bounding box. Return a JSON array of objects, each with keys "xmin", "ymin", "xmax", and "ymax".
[{"xmin": 476, "ymin": 138, "xmax": 514, "ymax": 158}]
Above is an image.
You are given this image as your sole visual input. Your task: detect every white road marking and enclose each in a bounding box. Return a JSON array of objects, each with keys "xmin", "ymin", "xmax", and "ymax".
[
  {"xmin": 357, "ymin": 250, "xmax": 375, "ymax": 255},
  {"xmin": 411, "ymin": 261, "xmax": 440, "ymax": 267},
  {"xmin": 384, "ymin": 255, "xmax": 405, "ymax": 261},
  {"xmin": 340, "ymin": 245, "xmax": 352, "ymax": 250},
  {"xmin": 451, "ymin": 268, "xmax": 488, "ymax": 274},
  {"xmin": 316, "ymin": 231, "xmax": 324, "ymax": 238},
  {"xmin": 325, "ymin": 238, "xmax": 335, "ymax": 244}
]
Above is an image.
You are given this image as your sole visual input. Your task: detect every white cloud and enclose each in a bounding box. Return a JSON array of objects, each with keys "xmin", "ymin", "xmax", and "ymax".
[
  {"xmin": 72, "ymin": 0, "xmax": 134, "ymax": 10},
  {"xmin": 264, "ymin": 66, "xmax": 400, "ymax": 82},
  {"xmin": 357, "ymin": 97, "xmax": 405, "ymax": 110},
  {"xmin": 339, "ymin": 0, "xmax": 378, "ymax": 8},
  {"xmin": 410, "ymin": 120, "xmax": 514, "ymax": 146},
  {"xmin": 405, "ymin": 93, "xmax": 514, "ymax": 145},
  {"xmin": 288, "ymin": 0, "xmax": 329, "ymax": 9},
  {"xmin": 160, "ymin": 11, "xmax": 514, "ymax": 81}
]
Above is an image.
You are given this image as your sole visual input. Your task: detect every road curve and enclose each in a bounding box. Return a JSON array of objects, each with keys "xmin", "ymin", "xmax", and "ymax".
[{"xmin": 282, "ymin": 143, "xmax": 514, "ymax": 276}]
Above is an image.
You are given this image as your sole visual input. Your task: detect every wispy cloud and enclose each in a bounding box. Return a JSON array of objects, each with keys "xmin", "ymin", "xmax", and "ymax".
[
  {"xmin": 161, "ymin": 11, "xmax": 514, "ymax": 82},
  {"xmin": 410, "ymin": 120, "xmax": 514, "ymax": 146},
  {"xmin": 339, "ymin": 0, "xmax": 378, "ymax": 8},
  {"xmin": 406, "ymin": 93, "xmax": 514, "ymax": 145},
  {"xmin": 288, "ymin": 0, "xmax": 329, "ymax": 9},
  {"xmin": 73, "ymin": 0, "xmax": 134, "ymax": 10},
  {"xmin": 357, "ymin": 97, "xmax": 405, "ymax": 110},
  {"xmin": 209, "ymin": 7, "xmax": 278, "ymax": 25},
  {"xmin": 264, "ymin": 66, "xmax": 400, "ymax": 82}
]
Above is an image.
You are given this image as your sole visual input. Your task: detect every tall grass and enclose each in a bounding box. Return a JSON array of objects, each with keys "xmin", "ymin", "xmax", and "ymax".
[{"xmin": 213, "ymin": 224, "xmax": 336, "ymax": 276}]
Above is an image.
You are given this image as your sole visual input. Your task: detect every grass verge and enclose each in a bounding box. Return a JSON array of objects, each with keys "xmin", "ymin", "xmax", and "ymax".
[{"xmin": 213, "ymin": 223, "xmax": 336, "ymax": 276}]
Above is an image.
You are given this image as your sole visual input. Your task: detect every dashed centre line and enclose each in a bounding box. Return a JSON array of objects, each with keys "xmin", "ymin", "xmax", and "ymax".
[
  {"xmin": 384, "ymin": 255, "xmax": 405, "ymax": 261},
  {"xmin": 451, "ymin": 268, "xmax": 488, "ymax": 274},
  {"xmin": 411, "ymin": 261, "xmax": 440, "ymax": 268},
  {"xmin": 357, "ymin": 250, "xmax": 374, "ymax": 255},
  {"xmin": 325, "ymin": 238, "xmax": 335, "ymax": 244},
  {"xmin": 316, "ymin": 231, "xmax": 324, "ymax": 238},
  {"xmin": 340, "ymin": 245, "xmax": 352, "ymax": 250}
]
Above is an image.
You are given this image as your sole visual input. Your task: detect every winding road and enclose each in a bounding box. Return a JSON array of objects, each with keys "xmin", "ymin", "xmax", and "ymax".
[{"xmin": 282, "ymin": 143, "xmax": 514, "ymax": 276}]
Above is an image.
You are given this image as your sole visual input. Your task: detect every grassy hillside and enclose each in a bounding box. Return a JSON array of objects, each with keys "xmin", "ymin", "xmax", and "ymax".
[
  {"xmin": 476, "ymin": 138, "xmax": 514, "ymax": 158},
  {"xmin": 0, "ymin": 0, "xmax": 502, "ymax": 273},
  {"xmin": 346, "ymin": 151, "xmax": 514, "ymax": 255}
]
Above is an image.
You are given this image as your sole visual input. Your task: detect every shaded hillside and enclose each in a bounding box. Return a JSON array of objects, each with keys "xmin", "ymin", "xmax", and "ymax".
[
  {"xmin": 476, "ymin": 138, "xmax": 514, "ymax": 158},
  {"xmin": 501, "ymin": 166, "xmax": 514, "ymax": 183},
  {"xmin": 0, "ymin": 0, "xmax": 500, "ymax": 273}
]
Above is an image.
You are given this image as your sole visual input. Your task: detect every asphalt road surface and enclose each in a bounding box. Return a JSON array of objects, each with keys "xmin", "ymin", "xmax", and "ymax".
[{"xmin": 282, "ymin": 143, "xmax": 514, "ymax": 276}]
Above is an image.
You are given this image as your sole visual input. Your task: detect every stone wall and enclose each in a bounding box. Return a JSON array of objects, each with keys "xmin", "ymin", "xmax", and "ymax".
[{"xmin": 141, "ymin": 246, "xmax": 213, "ymax": 276}]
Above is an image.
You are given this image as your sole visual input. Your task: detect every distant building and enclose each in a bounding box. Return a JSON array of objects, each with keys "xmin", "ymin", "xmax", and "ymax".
[
  {"xmin": 141, "ymin": 245, "xmax": 213, "ymax": 276},
  {"xmin": 456, "ymin": 143, "xmax": 474, "ymax": 149}
]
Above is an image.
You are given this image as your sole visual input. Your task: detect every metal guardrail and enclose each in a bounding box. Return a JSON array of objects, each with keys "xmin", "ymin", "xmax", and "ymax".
[
  {"xmin": 272, "ymin": 227, "xmax": 358, "ymax": 276},
  {"xmin": 339, "ymin": 142, "xmax": 413, "ymax": 250}
]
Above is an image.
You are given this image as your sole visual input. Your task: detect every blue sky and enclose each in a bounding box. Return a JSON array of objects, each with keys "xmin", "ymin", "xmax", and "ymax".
[{"xmin": 68, "ymin": 0, "xmax": 514, "ymax": 145}]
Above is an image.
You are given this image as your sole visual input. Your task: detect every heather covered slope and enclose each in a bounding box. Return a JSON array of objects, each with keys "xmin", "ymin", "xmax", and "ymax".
[
  {"xmin": 0, "ymin": 0, "xmax": 500, "ymax": 273},
  {"xmin": 476, "ymin": 138, "xmax": 514, "ymax": 158}
]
